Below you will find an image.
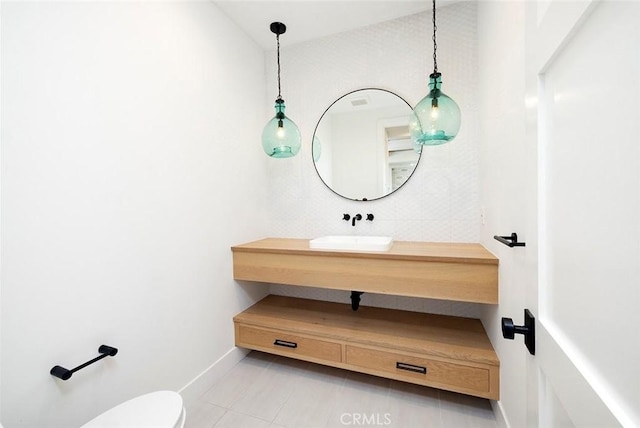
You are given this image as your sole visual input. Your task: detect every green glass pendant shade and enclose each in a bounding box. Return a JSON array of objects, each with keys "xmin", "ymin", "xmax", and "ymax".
[
  {"xmin": 261, "ymin": 99, "xmax": 301, "ymax": 158},
  {"xmin": 410, "ymin": 73, "xmax": 461, "ymax": 146}
]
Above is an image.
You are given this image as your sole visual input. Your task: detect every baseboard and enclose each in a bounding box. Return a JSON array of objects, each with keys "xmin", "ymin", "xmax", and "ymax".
[
  {"xmin": 178, "ymin": 347, "xmax": 250, "ymax": 407},
  {"xmin": 491, "ymin": 400, "xmax": 510, "ymax": 428}
]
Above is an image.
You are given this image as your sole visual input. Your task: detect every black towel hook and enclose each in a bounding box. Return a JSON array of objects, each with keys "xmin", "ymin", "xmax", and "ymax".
[
  {"xmin": 50, "ymin": 345, "xmax": 118, "ymax": 381},
  {"xmin": 494, "ymin": 232, "xmax": 526, "ymax": 247}
]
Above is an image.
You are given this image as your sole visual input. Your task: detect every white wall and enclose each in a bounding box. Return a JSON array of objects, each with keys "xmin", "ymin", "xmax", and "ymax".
[
  {"xmin": 266, "ymin": 3, "xmax": 484, "ymax": 317},
  {"xmin": 0, "ymin": 1, "xmax": 3, "ymax": 421},
  {"xmin": 1, "ymin": 2, "xmax": 268, "ymax": 427},
  {"xmin": 477, "ymin": 2, "xmax": 528, "ymax": 427}
]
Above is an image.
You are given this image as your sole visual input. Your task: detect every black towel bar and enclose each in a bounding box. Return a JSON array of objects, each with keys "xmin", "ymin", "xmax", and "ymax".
[
  {"xmin": 50, "ymin": 345, "xmax": 118, "ymax": 381},
  {"xmin": 494, "ymin": 233, "xmax": 526, "ymax": 247}
]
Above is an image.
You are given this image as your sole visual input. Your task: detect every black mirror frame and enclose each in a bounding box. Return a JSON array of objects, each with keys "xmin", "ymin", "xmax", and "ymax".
[{"xmin": 311, "ymin": 88, "xmax": 421, "ymax": 201}]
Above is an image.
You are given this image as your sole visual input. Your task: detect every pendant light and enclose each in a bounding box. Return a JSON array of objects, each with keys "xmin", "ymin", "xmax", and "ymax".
[
  {"xmin": 410, "ymin": 0, "xmax": 461, "ymax": 146},
  {"xmin": 261, "ymin": 22, "xmax": 301, "ymax": 158}
]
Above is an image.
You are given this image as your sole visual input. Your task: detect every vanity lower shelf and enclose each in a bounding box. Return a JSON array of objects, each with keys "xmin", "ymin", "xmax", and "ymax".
[{"xmin": 233, "ymin": 295, "xmax": 500, "ymax": 400}]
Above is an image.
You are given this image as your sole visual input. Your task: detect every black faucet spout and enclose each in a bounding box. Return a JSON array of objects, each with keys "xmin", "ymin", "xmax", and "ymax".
[{"xmin": 352, "ymin": 213, "xmax": 362, "ymax": 226}]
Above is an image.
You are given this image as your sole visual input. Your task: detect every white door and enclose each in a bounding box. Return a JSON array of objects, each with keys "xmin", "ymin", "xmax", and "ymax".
[{"xmin": 526, "ymin": 1, "xmax": 639, "ymax": 426}]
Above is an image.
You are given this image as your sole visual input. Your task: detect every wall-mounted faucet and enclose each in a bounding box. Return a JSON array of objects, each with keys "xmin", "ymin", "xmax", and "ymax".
[
  {"xmin": 342, "ymin": 213, "xmax": 374, "ymax": 226},
  {"xmin": 352, "ymin": 214, "xmax": 362, "ymax": 226}
]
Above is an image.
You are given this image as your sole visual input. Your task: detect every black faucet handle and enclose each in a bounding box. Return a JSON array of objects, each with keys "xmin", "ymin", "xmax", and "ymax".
[
  {"xmin": 342, "ymin": 214, "xmax": 351, "ymax": 221},
  {"xmin": 366, "ymin": 214, "xmax": 374, "ymax": 221}
]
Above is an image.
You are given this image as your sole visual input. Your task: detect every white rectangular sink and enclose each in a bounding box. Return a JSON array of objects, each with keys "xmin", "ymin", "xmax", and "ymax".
[{"xmin": 309, "ymin": 235, "xmax": 393, "ymax": 252}]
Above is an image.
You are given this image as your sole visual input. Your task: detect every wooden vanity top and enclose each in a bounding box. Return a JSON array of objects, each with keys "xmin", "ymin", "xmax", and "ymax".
[
  {"xmin": 232, "ymin": 238, "xmax": 498, "ymax": 264},
  {"xmin": 232, "ymin": 238, "xmax": 499, "ymax": 304}
]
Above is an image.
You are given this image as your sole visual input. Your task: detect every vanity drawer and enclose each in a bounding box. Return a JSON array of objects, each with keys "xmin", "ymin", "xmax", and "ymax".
[
  {"xmin": 345, "ymin": 345, "xmax": 491, "ymax": 396},
  {"xmin": 236, "ymin": 324, "xmax": 342, "ymax": 363}
]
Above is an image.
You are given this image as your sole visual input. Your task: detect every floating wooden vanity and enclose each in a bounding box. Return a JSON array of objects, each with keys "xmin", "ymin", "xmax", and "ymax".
[
  {"xmin": 232, "ymin": 238, "xmax": 498, "ymax": 304},
  {"xmin": 231, "ymin": 238, "xmax": 500, "ymax": 400}
]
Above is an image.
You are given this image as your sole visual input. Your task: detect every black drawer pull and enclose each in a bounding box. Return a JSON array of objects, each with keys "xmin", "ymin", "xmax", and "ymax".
[
  {"xmin": 396, "ymin": 362, "xmax": 427, "ymax": 374},
  {"xmin": 274, "ymin": 339, "xmax": 298, "ymax": 349}
]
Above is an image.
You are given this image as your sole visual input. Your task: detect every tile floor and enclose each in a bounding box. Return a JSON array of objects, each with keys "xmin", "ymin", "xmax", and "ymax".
[{"xmin": 185, "ymin": 351, "xmax": 497, "ymax": 428}]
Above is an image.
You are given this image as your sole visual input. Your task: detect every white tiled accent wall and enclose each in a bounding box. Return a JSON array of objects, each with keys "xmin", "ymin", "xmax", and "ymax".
[{"xmin": 265, "ymin": 2, "xmax": 483, "ymax": 318}]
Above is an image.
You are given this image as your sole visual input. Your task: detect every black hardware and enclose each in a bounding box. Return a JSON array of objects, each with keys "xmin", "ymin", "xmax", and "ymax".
[
  {"xmin": 366, "ymin": 213, "xmax": 374, "ymax": 221},
  {"xmin": 350, "ymin": 291, "xmax": 364, "ymax": 311},
  {"xmin": 50, "ymin": 345, "xmax": 118, "ymax": 381},
  {"xmin": 494, "ymin": 232, "xmax": 526, "ymax": 247},
  {"xmin": 270, "ymin": 22, "xmax": 286, "ymax": 36},
  {"xmin": 342, "ymin": 213, "xmax": 350, "ymax": 222},
  {"xmin": 502, "ymin": 309, "xmax": 535, "ymax": 355},
  {"xmin": 396, "ymin": 362, "xmax": 427, "ymax": 374},
  {"xmin": 352, "ymin": 214, "xmax": 362, "ymax": 226},
  {"xmin": 274, "ymin": 339, "xmax": 298, "ymax": 349}
]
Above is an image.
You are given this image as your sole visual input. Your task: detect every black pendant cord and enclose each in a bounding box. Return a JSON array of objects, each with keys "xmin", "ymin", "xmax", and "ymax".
[
  {"xmin": 276, "ymin": 33, "xmax": 282, "ymax": 101},
  {"xmin": 432, "ymin": 0, "xmax": 438, "ymax": 75}
]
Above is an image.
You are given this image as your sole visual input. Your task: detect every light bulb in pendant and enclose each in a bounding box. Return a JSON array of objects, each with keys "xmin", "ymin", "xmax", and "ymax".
[
  {"xmin": 276, "ymin": 121, "xmax": 286, "ymax": 139},
  {"xmin": 430, "ymin": 99, "xmax": 439, "ymax": 119}
]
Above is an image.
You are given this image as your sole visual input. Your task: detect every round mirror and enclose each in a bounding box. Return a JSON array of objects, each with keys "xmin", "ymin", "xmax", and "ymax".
[{"xmin": 312, "ymin": 89, "xmax": 420, "ymax": 201}]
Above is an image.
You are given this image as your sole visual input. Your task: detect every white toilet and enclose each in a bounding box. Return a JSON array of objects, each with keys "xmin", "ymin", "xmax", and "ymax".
[{"xmin": 80, "ymin": 390, "xmax": 185, "ymax": 428}]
